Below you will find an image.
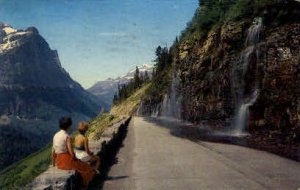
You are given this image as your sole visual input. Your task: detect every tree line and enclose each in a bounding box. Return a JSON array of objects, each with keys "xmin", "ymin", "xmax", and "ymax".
[{"xmin": 112, "ymin": 66, "xmax": 150, "ymax": 105}]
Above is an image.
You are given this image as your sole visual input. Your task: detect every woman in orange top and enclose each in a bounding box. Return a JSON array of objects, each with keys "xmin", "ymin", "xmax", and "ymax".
[{"xmin": 52, "ymin": 117, "xmax": 95, "ymax": 190}]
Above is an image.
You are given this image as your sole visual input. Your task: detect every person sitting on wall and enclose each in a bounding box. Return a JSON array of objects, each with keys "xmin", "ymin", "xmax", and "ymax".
[
  {"xmin": 74, "ymin": 122, "xmax": 101, "ymax": 174},
  {"xmin": 52, "ymin": 117, "xmax": 95, "ymax": 190}
]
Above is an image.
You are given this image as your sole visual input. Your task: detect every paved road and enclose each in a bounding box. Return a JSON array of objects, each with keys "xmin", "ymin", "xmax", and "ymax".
[{"xmin": 103, "ymin": 117, "xmax": 300, "ymax": 190}]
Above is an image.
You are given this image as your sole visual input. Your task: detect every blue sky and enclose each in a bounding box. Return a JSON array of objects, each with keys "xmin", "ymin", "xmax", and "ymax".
[{"xmin": 0, "ymin": 0, "xmax": 197, "ymax": 88}]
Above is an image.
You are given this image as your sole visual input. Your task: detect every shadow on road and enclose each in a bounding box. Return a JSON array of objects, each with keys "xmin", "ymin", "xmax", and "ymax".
[
  {"xmin": 142, "ymin": 117, "xmax": 300, "ymax": 161},
  {"xmin": 88, "ymin": 119, "xmax": 130, "ymax": 190},
  {"xmin": 143, "ymin": 116, "xmax": 251, "ymax": 147},
  {"xmin": 105, "ymin": 175, "xmax": 128, "ymax": 181}
]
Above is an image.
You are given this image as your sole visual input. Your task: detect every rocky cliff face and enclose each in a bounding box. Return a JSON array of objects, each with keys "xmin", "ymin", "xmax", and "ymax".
[
  {"xmin": 0, "ymin": 23, "xmax": 101, "ymax": 169},
  {"xmin": 138, "ymin": 2, "xmax": 300, "ymax": 142},
  {"xmin": 0, "ymin": 24, "xmax": 72, "ymax": 88},
  {"xmin": 178, "ymin": 20, "xmax": 300, "ymax": 131}
]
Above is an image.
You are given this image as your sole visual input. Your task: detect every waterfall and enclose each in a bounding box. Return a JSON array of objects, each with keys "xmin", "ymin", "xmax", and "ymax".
[
  {"xmin": 151, "ymin": 105, "xmax": 159, "ymax": 117},
  {"xmin": 245, "ymin": 17, "xmax": 263, "ymax": 46},
  {"xmin": 160, "ymin": 74, "xmax": 181, "ymax": 119},
  {"xmin": 233, "ymin": 90, "xmax": 259, "ymax": 135},
  {"xmin": 231, "ymin": 17, "xmax": 263, "ymax": 135},
  {"xmin": 136, "ymin": 102, "xmax": 142, "ymax": 116}
]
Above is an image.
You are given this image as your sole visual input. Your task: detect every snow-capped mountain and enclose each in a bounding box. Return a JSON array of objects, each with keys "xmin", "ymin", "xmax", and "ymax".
[
  {"xmin": 88, "ymin": 63, "xmax": 154, "ymax": 106},
  {"xmin": 117, "ymin": 63, "xmax": 154, "ymax": 82}
]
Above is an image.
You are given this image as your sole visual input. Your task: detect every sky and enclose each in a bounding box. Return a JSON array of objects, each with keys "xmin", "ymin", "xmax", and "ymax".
[{"xmin": 0, "ymin": 0, "xmax": 198, "ymax": 88}]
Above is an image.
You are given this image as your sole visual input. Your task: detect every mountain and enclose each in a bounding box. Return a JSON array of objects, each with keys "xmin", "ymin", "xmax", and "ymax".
[
  {"xmin": 88, "ymin": 63, "xmax": 153, "ymax": 106},
  {"xmin": 0, "ymin": 23, "xmax": 102, "ymax": 169}
]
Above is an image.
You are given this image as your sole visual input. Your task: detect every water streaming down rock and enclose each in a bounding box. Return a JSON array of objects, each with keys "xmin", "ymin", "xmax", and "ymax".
[
  {"xmin": 152, "ymin": 106, "xmax": 159, "ymax": 117},
  {"xmin": 136, "ymin": 101, "xmax": 142, "ymax": 116},
  {"xmin": 136, "ymin": 99, "xmax": 159, "ymax": 117},
  {"xmin": 232, "ymin": 18, "xmax": 263, "ymax": 134},
  {"xmin": 160, "ymin": 74, "xmax": 182, "ymax": 119},
  {"xmin": 149, "ymin": 104, "xmax": 159, "ymax": 117},
  {"xmin": 246, "ymin": 17, "xmax": 263, "ymax": 45},
  {"xmin": 233, "ymin": 90, "xmax": 259, "ymax": 135}
]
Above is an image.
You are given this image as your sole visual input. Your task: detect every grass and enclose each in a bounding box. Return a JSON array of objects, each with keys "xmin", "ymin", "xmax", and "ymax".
[
  {"xmin": 0, "ymin": 144, "xmax": 51, "ymax": 190},
  {"xmin": 86, "ymin": 113, "xmax": 121, "ymax": 140},
  {"xmin": 110, "ymin": 83, "xmax": 151, "ymax": 116},
  {"xmin": 87, "ymin": 84, "xmax": 152, "ymax": 141}
]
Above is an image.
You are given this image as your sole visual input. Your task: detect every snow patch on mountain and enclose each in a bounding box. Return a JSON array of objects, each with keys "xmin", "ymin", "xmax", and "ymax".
[
  {"xmin": 0, "ymin": 24, "xmax": 31, "ymax": 54},
  {"xmin": 2, "ymin": 26, "xmax": 17, "ymax": 34}
]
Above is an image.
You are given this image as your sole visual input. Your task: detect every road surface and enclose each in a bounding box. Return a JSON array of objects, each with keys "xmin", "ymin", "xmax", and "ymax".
[{"xmin": 102, "ymin": 117, "xmax": 300, "ymax": 190}]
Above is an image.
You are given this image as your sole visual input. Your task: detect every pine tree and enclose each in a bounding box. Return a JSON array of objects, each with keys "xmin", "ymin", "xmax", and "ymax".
[
  {"xmin": 144, "ymin": 71, "xmax": 149, "ymax": 82},
  {"xmin": 113, "ymin": 93, "xmax": 118, "ymax": 105},
  {"xmin": 134, "ymin": 66, "xmax": 141, "ymax": 88}
]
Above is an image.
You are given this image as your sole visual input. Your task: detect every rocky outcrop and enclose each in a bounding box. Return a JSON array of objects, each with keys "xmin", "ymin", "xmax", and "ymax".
[{"xmin": 257, "ymin": 24, "xmax": 300, "ymax": 130}]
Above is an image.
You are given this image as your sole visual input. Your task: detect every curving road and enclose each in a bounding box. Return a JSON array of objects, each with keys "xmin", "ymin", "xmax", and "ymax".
[{"xmin": 102, "ymin": 117, "xmax": 300, "ymax": 190}]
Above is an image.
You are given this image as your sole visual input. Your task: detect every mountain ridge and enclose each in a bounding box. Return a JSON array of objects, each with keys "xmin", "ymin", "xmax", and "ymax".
[{"xmin": 88, "ymin": 63, "xmax": 153, "ymax": 106}]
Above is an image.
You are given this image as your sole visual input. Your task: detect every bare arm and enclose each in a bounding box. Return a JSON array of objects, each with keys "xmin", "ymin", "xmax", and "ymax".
[
  {"xmin": 84, "ymin": 137, "xmax": 93, "ymax": 155},
  {"xmin": 51, "ymin": 147, "xmax": 56, "ymax": 166},
  {"xmin": 66, "ymin": 137, "xmax": 75, "ymax": 159}
]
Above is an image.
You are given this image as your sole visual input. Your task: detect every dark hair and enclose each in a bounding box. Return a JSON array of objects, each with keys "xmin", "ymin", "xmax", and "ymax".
[{"xmin": 59, "ymin": 117, "xmax": 72, "ymax": 130}]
